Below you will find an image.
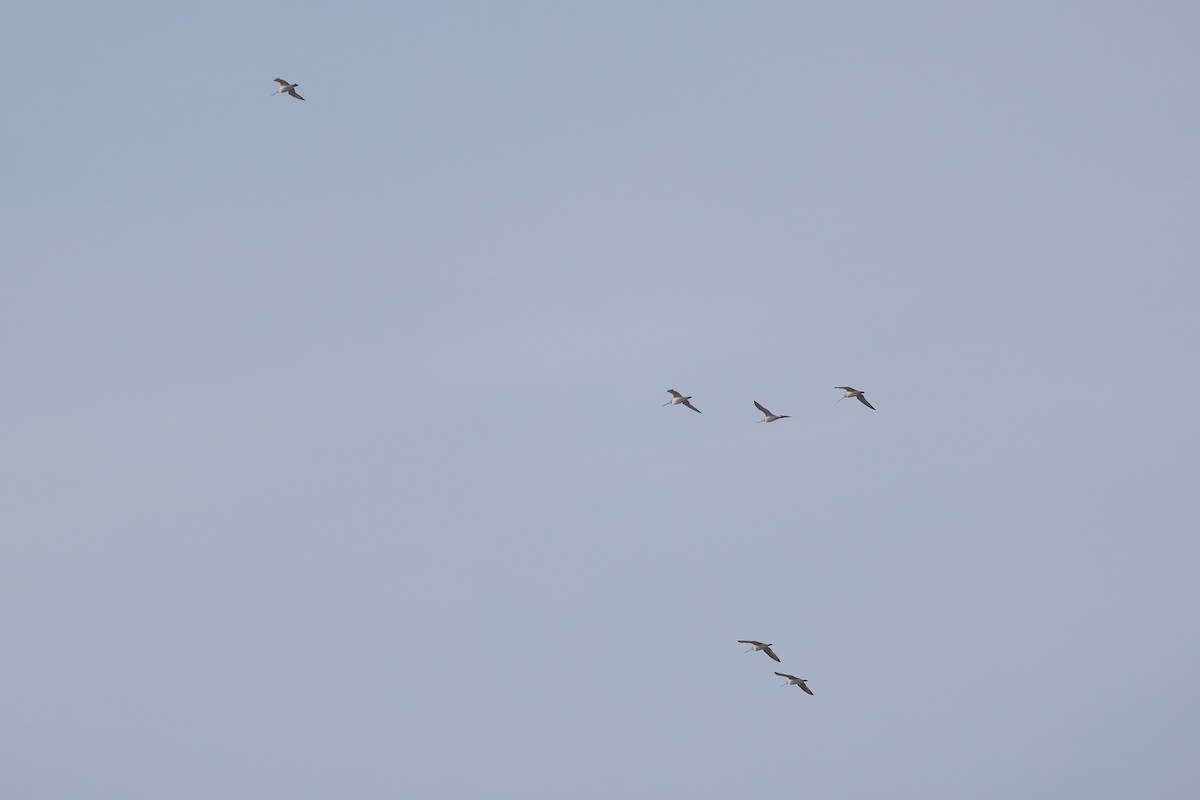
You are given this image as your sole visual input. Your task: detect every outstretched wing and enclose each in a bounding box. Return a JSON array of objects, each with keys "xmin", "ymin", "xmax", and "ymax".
[
  {"xmin": 857, "ymin": 394, "xmax": 875, "ymax": 410},
  {"xmin": 835, "ymin": 386, "xmax": 855, "ymax": 392},
  {"xmin": 274, "ymin": 78, "xmax": 290, "ymax": 85},
  {"xmin": 289, "ymin": 89, "xmax": 306, "ymax": 101},
  {"xmin": 754, "ymin": 400, "xmax": 770, "ymax": 415},
  {"xmin": 666, "ymin": 389, "xmax": 682, "ymax": 398},
  {"xmin": 763, "ymin": 646, "xmax": 781, "ymax": 662},
  {"xmin": 683, "ymin": 399, "xmax": 701, "ymax": 414},
  {"xmin": 774, "ymin": 672, "xmax": 797, "ymax": 680},
  {"xmin": 799, "ymin": 681, "xmax": 814, "ymax": 696},
  {"xmin": 738, "ymin": 640, "xmax": 763, "ymax": 646}
]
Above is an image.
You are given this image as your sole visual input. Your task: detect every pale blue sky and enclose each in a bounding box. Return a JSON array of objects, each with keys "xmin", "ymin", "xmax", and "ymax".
[{"xmin": 3, "ymin": 2, "xmax": 1199, "ymax": 797}]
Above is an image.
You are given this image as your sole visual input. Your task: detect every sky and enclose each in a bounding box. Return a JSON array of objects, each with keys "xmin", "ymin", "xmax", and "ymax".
[{"xmin": 3, "ymin": 1, "xmax": 1199, "ymax": 797}]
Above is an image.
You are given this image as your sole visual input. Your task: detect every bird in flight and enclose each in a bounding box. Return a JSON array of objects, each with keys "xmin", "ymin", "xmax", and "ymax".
[
  {"xmin": 754, "ymin": 401, "xmax": 790, "ymax": 423},
  {"xmin": 774, "ymin": 672, "xmax": 814, "ymax": 695},
  {"xmin": 835, "ymin": 386, "xmax": 875, "ymax": 410},
  {"xmin": 738, "ymin": 640, "xmax": 781, "ymax": 662},
  {"xmin": 272, "ymin": 78, "xmax": 305, "ymax": 101},
  {"xmin": 663, "ymin": 389, "xmax": 701, "ymax": 414}
]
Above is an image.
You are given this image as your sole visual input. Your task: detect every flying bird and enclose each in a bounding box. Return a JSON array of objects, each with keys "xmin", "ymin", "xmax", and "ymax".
[
  {"xmin": 754, "ymin": 401, "xmax": 790, "ymax": 423},
  {"xmin": 663, "ymin": 389, "xmax": 701, "ymax": 414},
  {"xmin": 775, "ymin": 672, "xmax": 814, "ymax": 695},
  {"xmin": 835, "ymin": 386, "xmax": 875, "ymax": 410},
  {"xmin": 738, "ymin": 640, "xmax": 781, "ymax": 662},
  {"xmin": 272, "ymin": 78, "xmax": 305, "ymax": 101}
]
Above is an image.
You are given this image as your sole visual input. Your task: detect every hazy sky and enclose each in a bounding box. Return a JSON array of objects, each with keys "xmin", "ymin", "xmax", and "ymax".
[{"xmin": 3, "ymin": 2, "xmax": 1199, "ymax": 797}]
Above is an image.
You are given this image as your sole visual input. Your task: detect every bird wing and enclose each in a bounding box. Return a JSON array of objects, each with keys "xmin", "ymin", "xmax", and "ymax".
[
  {"xmin": 289, "ymin": 89, "xmax": 306, "ymax": 100},
  {"xmin": 274, "ymin": 78, "xmax": 290, "ymax": 85},
  {"xmin": 666, "ymin": 389, "xmax": 682, "ymax": 398},
  {"xmin": 763, "ymin": 646, "xmax": 781, "ymax": 662},
  {"xmin": 774, "ymin": 672, "xmax": 797, "ymax": 680},
  {"xmin": 754, "ymin": 401, "xmax": 770, "ymax": 415},
  {"xmin": 835, "ymin": 386, "xmax": 854, "ymax": 391},
  {"xmin": 738, "ymin": 640, "xmax": 762, "ymax": 646},
  {"xmin": 857, "ymin": 394, "xmax": 875, "ymax": 410},
  {"xmin": 799, "ymin": 681, "xmax": 814, "ymax": 695},
  {"xmin": 683, "ymin": 399, "xmax": 701, "ymax": 413}
]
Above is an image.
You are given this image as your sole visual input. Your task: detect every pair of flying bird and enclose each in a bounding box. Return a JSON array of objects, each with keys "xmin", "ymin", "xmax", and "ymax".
[
  {"xmin": 738, "ymin": 640, "xmax": 814, "ymax": 695},
  {"xmin": 663, "ymin": 387, "xmax": 876, "ymax": 420}
]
